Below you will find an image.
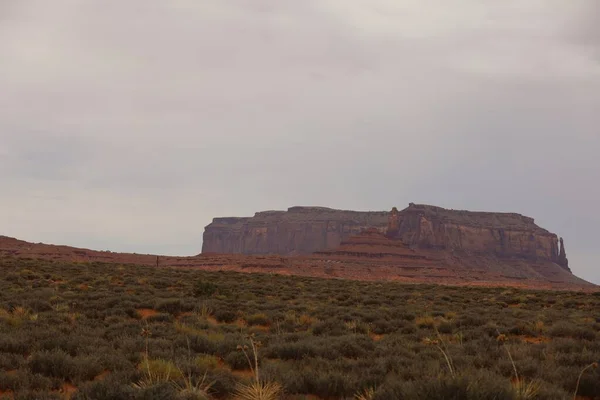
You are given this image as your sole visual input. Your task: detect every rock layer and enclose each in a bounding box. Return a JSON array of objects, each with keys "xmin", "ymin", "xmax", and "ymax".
[
  {"xmin": 1, "ymin": 233, "xmax": 595, "ymax": 291},
  {"xmin": 202, "ymin": 207, "xmax": 389, "ymax": 255},
  {"xmin": 312, "ymin": 228, "xmax": 587, "ymax": 289},
  {"xmin": 203, "ymin": 203, "xmax": 569, "ymax": 269},
  {"xmin": 389, "ymin": 203, "xmax": 570, "ymax": 271}
]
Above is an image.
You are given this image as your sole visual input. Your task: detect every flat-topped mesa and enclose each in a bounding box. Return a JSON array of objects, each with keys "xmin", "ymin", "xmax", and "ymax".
[
  {"xmin": 202, "ymin": 203, "xmax": 571, "ymax": 272},
  {"xmin": 202, "ymin": 206, "xmax": 389, "ymax": 255},
  {"xmin": 210, "ymin": 217, "xmax": 250, "ymax": 226},
  {"xmin": 401, "ymin": 203, "xmax": 541, "ymax": 230},
  {"xmin": 387, "ymin": 203, "xmax": 569, "ymax": 270}
]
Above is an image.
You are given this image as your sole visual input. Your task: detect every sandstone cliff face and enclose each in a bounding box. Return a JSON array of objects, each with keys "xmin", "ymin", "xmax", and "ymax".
[
  {"xmin": 390, "ymin": 203, "xmax": 569, "ymax": 271},
  {"xmin": 202, "ymin": 203, "xmax": 570, "ymax": 272},
  {"xmin": 202, "ymin": 207, "xmax": 389, "ymax": 255}
]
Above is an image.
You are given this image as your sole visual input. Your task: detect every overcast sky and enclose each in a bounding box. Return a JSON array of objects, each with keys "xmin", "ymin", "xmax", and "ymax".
[{"xmin": 1, "ymin": 1, "xmax": 599, "ymax": 283}]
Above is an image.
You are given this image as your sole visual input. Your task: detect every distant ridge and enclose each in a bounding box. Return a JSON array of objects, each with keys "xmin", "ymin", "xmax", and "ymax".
[{"xmin": 1, "ymin": 201, "xmax": 596, "ymax": 292}]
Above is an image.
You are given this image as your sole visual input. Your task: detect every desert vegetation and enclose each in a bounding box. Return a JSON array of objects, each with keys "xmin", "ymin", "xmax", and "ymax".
[{"xmin": 0, "ymin": 257, "xmax": 598, "ymax": 399}]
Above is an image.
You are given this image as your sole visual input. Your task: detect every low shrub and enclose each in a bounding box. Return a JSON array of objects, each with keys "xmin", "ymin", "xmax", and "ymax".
[
  {"xmin": 415, "ymin": 316, "xmax": 435, "ymax": 329},
  {"xmin": 195, "ymin": 354, "xmax": 220, "ymax": 371},
  {"xmin": 214, "ymin": 310, "xmax": 237, "ymax": 324},
  {"xmin": 437, "ymin": 322, "xmax": 453, "ymax": 334},
  {"xmin": 1, "ymin": 258, "xmax": 599, "ymax": 400},
  {"xmin": 0, "ymin": 335, "xmax": 29, "ymax": 354},
  {"xmin": 28, "ymin": 350, "xmax": 103, "ymax": 381},
  {"xmin": 28, "ymin": 350, "xmax": 77, "ymax": 380},
  {"xmin": 224, "ymin": 351, "xmax": 249, "ymax": 370},
  {"xmin": 245, "ymin": 313, "xmax": 270, "ymax": 326},
  {"xmin": 155, "ymin": 299, "xmax": 187, "ymax": 315},
  {"xmin": 192, "ymin": 280, "xmax": 218, "ymax": 298}
]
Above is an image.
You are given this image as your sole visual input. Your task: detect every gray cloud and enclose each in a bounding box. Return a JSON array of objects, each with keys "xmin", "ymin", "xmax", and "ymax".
[{"xmin": 1, "ymin": 0, "xmax": 599, "ymax": 283}]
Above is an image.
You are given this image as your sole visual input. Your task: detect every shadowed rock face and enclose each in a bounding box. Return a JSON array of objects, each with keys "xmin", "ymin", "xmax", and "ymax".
[
  {"xmin": 202, "ymin": 203, "xmax": 570, "ymax": 271},
  {"xmin": 389, "ymin": 203, "xmax": 570, "ymax": 271},
  {"xmin": 202, "ymin": 207, "xmax": 389, "ymax": 255},
  {"xmin": 558, "ymin": 237, "xmax": 569, "ymax": 270}
]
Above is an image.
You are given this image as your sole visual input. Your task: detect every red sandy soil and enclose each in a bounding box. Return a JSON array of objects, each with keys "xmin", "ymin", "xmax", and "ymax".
[
  {"xmin": 0, "ymin": 390, "xmax": 14, "ymax": 399},
  {"xmin": 0, "ymin": 235, "xmax": 597, "ymax": 292},
  {"xmin": 94, "ymin": 370, "xmax": 111, "ymax": 381},
  {"xmin": 369, "ymin": 333, "xmax": 385, "ymax": 341},
  {"xmin": 230, "ymin": 369, "xmax": 255, "ymax": 379},
  {"xmin": 520, "ymin": 336, "xmax": 552, "ymax": 344},
  {"xmin": 136, "ymin": 309, "xmax": 159, "ymax": 319},
  {"xmin": 59, "ymin": 383, "xmax": 77, "ymax": 396}
]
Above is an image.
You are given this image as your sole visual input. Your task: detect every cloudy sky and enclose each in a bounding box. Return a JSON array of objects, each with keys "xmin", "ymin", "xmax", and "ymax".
[{"xmin": 1, "ymin": 1, "xmax": 599, "ymax": 283}]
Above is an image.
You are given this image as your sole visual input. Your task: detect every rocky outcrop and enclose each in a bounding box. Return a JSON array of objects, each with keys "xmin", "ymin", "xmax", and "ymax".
[
  {"xmin": 386, "ymin": 207, "xmax": 400, "ymax": 238},
  {"xmin": 388, "ymin": 203, "xmax": 570, "ymax": 271},
  {"xmin": 311, "ymin": 227, "xmax": 588, "ymax": 289},
  {"xmin": 202, "ymin": 207, "xmax": 389, "ymax": 255},
  {"xmin": 202, "ymin": 203, "xmax": 571, "ymax": 272},
  {"xmin": 557, "ymin": 237, "xmax": 569, "ymax": 270}
]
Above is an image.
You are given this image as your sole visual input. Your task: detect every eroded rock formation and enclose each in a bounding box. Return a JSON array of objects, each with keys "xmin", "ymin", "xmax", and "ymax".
[
  {"xmin": 202, "ymin": 207, "xmax": 389, "ymax": 255},
  {"xmin": 558, "ymin": 237, "xmax": 569, "ymax": 270},
  {"xmin": 386, "ymin": 203, "xmax": 569, "ymax": 271},
  {"xmin": 202, "ymin": 203, "xmax": 571, "ymax": 272},
  {"xmin": 386, "ymin": 207, "xmax": 400, "ymax": 238}
]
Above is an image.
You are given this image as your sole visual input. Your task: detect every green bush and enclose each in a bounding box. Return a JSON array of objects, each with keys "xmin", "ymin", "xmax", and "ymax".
[
  {"xmin": 312, "ymin": 319, "xmax": 346, "ymax": 336},
  {"xmin": 214, "ymin": 310, "xmax": 236, "ymax": 324},
  {"xmin": 14, "ymin": 391, "xmax": 63, "ymax": 400},
  {"xmin": 28, "ymin": 350, "xmax": 77, "ymax": 380},
  {"xmin": 0, "ymin": 335, "xmax": 29, "ymax": 354},
  {"xmin": 266, "ymin": 341, "xmax": 318, "ymax": 361},
  {"xmin": 28, "ymin": 350, "xmax": 103, "ymax": 381},
  {"xmin": 547, "ymin": 321, "xmax": 596, "ymax": 340},
  {"xmin": 224, "ymin": 350, "xmax": 249, "ymax": 370},
  {"xmin": 73, "ymin": 380, "xmax": 136, "ymax": 400},
  {"xmin": 1, "ymin": 258, "xmax": 599, "ymax": 400},
  {"xmin": 0, "ymin": 352, "xmax": 24, "ymax": 370},
  {"xmin": 375, "ymin": 373, "xmax": 516, "ymax": 400},
  {"xmin": 192, "ymin": 280, "xmax": 218, "ymax": 298},
  {"xmin": 195, "ymin": 354, "xmax": 220, "ymax": 371},
  {"xmin": 437, "ymin": 321, "xmax": 453, "ymax": 334},
  {"xmin": 155, "ymin": 299, "xmax": 186, "ymax": 315},
  {"xmin": 245, "ymin": 313, "xmax": 270, "ymax": 326}
]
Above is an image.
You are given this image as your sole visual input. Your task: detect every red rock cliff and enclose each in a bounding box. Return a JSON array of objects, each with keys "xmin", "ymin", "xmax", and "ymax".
[
  {"xmin": 202, "ymin": 207, "xmax": 389, "ymax": 255},
  {"xmin": 389, "ymin": 203, "xmax": 569, "ymax": 271},
  {"xmin": 202, "ymin": 203, "xmax": 570, "ymax": 271}
]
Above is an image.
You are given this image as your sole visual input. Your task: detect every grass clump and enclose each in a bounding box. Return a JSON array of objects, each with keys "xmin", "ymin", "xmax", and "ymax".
[
  {"xmin": 233, "ymin": 335, "xmax": 282, "ymax": 400},
  {"xmin": 415, "ymin": 315, "xmax": 436, "ymax": 329}
]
